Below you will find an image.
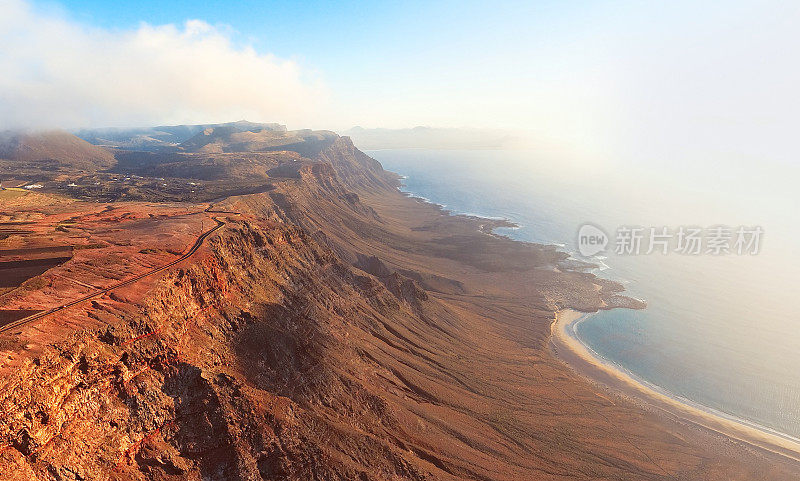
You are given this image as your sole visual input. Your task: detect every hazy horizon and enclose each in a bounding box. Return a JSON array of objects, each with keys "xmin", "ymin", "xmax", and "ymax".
[{"xmin": 2, "ymin": 0, "xmax": 799, "ymax": 171}]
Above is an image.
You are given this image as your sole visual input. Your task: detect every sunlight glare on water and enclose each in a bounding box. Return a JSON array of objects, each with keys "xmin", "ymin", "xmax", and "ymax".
[{"xmin": 371, "ymin": 148, "xmax": 800, "ymax": 438}]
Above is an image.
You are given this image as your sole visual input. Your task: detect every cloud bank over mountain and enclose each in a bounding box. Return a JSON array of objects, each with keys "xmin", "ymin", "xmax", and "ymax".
[{"xmin": 0, "ymin": 0, "xmax": 326, "ymax": 130}]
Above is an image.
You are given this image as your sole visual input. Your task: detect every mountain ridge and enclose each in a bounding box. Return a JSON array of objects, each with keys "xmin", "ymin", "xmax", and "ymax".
[
  {"xmin": 0, "ymin": 123, "xmax": 796, "ymax": 480},
  {"xmin": 76, "ymin": 121, "xmax": 288, "ymax": 151},
  {"xmin": 0, "ymin": 130, "xmax": 116, "ymax": 171}
]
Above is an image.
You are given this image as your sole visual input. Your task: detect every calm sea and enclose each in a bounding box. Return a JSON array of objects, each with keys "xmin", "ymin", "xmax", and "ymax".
[{"xmin": 369, "ymin": 148, "xmax": 800, "ymax": 439}]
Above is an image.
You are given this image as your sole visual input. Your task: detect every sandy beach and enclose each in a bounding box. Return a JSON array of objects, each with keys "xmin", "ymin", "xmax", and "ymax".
[{"xmin": 551, "ymin": 308, "xmax": 800, "ymax": 463}]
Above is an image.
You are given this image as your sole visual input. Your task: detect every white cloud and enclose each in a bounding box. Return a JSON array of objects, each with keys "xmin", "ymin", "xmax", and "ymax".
[{"xmin": 0, "ymin": 0, "xmax": 327, "ymax": 130}]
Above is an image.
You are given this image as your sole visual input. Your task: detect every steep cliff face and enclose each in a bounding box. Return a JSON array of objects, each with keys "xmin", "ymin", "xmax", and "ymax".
[
  {"xmin": 0, "ymin": 141, "xmax": 621, "ymax": 480},
  {"xmin": 2, "ymin": 138, "xmax": 795, "ymax": 481},
  {"xmin": 0, "ymin": 218, "xmax": 438, "ymax": 480},
  {"xmin": 313, "ymin": 136, "xmax": 398, "ymax": 192}
]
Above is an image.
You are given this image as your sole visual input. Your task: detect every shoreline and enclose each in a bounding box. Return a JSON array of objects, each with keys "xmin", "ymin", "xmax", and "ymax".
[
  {"xmin": 389, "ymin": 171, "xmax": 518, "ymax": 231},
  {"xmin": 551, "ymin": 309, "xmax": 800, "ymax": 464},
  {"xmin": 400, "ymin": 190, "xmax": 520, "ymax": 236},
  {"xmin": 374, "ymin": 158, "xmax": 800, "ymax": 473}
]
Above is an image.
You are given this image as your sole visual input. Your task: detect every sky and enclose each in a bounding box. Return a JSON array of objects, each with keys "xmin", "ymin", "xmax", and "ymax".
[{"xmin": 1, "ymin": 0, "xmax": 799, "ymax": 165}]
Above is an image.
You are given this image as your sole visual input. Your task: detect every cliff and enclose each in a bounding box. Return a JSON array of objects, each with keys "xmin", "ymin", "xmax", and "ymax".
[{"xmin": 0, "ymin": 136, "xmax": 796, "ymax": 480}]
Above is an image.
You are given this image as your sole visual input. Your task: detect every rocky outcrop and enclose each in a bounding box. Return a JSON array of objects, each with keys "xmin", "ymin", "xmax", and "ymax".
[{"xmin": 313, "ymin": 136, "xmax": 399, "ymax": 192}]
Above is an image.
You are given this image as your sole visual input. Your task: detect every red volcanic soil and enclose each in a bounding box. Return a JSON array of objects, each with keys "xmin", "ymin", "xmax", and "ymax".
[
  {"xmin": 0, "ymin": 192, "xmax": 219, "ymax": 351},
  {"xmin": 0, "ymin": 139, "xmax": 797, "ymax": 480}
]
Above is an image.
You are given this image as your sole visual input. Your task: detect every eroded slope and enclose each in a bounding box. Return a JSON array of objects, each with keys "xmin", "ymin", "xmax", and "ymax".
[{"xmin": 0, "ymin": 137, "xmax": 797, "ymax": 481}]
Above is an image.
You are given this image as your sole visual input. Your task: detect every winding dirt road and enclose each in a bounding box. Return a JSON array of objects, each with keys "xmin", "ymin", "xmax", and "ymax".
[{"xmin": 0, "ymin": 217, "xmax": 226, "ymax": 334}]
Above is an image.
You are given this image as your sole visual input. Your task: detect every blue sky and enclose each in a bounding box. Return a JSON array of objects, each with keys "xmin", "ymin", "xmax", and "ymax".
[
  {"xmin": 55, "ymin": 1, "xmax": 580, "ymax": 59},
  {"xmin": 53, "ymin": 1, "xmax": 598, "ymax": 108},
  {"xmin": 24, "ymin": 0, "xmax": 610, "ymax": 130},
  {"xmin": 3, "ymin": 0, "xmax": 800, "ymax": 168}
]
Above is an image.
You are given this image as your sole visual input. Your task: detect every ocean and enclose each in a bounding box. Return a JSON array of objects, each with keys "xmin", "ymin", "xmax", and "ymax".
[{"xmin": 369, "ymin": 148, "xmax": 800, "ymax": 440}]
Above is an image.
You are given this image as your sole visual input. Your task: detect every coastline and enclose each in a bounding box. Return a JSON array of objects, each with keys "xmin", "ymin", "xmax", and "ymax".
[
  {"xmin": 382, "ymin": 157, "xmax": 800, "ymax": 470},
  {"xmin": 401, "ymin": 190, "xmax": 520, "ymax": 236},
  {"xmin": 387, "ymin": 163, "xmax": 800, "ymax": 464},
  {"xmin": 4, "ymin": 141, "xmax": 800, "ymax": 478},
  {"xmin": 551, "ymin": 308, "xmax": 800, "ymax": 464}
]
